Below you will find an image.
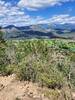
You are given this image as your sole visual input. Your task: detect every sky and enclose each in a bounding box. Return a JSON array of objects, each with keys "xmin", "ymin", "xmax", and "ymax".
[{"xmin": 0, "ymin": 0, "xmax": 75, "ymax": 26}]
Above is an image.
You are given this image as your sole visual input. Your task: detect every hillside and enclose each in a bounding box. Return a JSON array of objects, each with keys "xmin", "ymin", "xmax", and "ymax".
[
  {"xmin": 0, "ymin": 38, "xmax": 75, "ymax": 100},
  {"xmin": 0, "ymin": 0, "xmax": 75, "ymax": 99}
]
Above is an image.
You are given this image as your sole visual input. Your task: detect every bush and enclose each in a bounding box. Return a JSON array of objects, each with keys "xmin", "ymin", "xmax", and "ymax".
[
  {"xmin": 1, "ymin": 39, "xmax": 75, "ymax": 89},
  {"xmin": 16, "ymin": 56, "xmax": 64, "ymax": 88},
  {"xmin": 15, "ymin": 40, "xmax": 65, "ymax": 88},
  {"xmin": 0, "ymin": 30, "xmax": 7, "ymax": 75}
]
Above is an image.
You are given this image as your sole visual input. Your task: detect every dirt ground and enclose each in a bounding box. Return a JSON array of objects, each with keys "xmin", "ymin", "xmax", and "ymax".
[
  {"xmin": 0, "ymin": 74, "xmax": 49, "ymax": 100},
  {"xmin": 0, "ymin": 74, "xmax": 75, "ymax": 100}
]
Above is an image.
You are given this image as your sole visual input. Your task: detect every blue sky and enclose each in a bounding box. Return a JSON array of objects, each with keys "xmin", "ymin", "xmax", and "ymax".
[{"xmin": 0, "ymin": 0, "xmax": 75, "ymax": 26}]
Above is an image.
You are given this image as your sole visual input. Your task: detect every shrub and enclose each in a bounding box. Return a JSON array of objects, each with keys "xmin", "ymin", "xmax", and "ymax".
[
  {"xmin": 15, "ymin": 41, "xmax": 65, "ymax": 88},
  {"xmin": 1, "ymin": 39, "xmax": 75, "ymax": 89},
  {"xmin": 0, "ymin": 29, "xmax": 7, "ymax": 75}
]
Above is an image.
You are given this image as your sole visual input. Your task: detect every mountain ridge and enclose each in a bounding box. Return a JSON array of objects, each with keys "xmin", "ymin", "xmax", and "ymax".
[{"xmin": 2, "ymin": 23, "xmax": 75, "ymax": 39}]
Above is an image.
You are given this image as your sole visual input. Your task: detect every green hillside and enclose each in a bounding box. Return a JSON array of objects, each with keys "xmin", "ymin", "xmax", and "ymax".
[
  {"xmin": 0, "ymin": 39, "xmax": 75, "ymax": 85},
  {"xmin": 0, "ymin": 32, "xmax": 75, "ymax": 99}
]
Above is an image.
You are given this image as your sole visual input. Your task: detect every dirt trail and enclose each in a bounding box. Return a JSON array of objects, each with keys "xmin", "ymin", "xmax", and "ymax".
[{"xmin": 0, "ymin": 74, "xmax": 49, "ymax": 100}]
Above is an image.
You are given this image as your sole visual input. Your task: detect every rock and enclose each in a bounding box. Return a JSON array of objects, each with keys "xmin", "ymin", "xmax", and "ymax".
[
  {"xmin": 33, "ymin": 94, "xmax": 41, "ymax": 100},
  {"xmin": 27, "ymin": 92, "xmax": 33, "ymax": 98},
  {"xmin": 0, "ymin": 84, "xmax": 5, "ymax": 91}
]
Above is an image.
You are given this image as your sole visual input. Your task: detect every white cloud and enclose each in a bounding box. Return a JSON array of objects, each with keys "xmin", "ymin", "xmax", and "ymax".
[
  {"xmin": 38, "ymin": 14, "xmax": 75, "ymax": 24},
  {"xmin": 0, "ymin": 0, "xmax": 5, "ymax": 5},
  {"xmin": 0, "ymin": 0, "xmax": 46, "ymax": 26},
  {"xmin": 18, "ymin": 0, "xmax": 74, "ymax": 10},
  {"xmin": 0, "ymin": 1, "xmax": 31, "ymax": 26},
  {"xmin": 0, "ymin": 0, "xmax": 75, "ymax": 26},
  {"xmin": 49, "ymin": 14, "xmax": 75, "ymax": 24}
]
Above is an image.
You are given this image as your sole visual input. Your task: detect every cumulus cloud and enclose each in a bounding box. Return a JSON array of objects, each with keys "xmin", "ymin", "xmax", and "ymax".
[
  {"xmin": 0, "ymin": 0, "xmax": 31, "ymax": 26},
  {"xmin": 18, "ymin": 0, "xmax": 74, "ymax": 10},
  {"xmin": 38, "ymin": 14, "xmax": 75, "ymax": 25},
  {"xmin": 0, "ymin": 0, "xmax": 46, "ymax": 26},
  {"xmin": 49, "ymin": 14, "xmax": 75, "ymax": 24},
  {"xmin": 0, "ymin": 0, "xmax": 5, "ymax": 5},
  {"xmin": 0, "ymin": 0, "xmax": 75, "ymax": 26}
]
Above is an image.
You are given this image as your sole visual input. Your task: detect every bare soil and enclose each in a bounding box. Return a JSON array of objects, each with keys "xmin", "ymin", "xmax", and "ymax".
[
  {"xmin": 0, "ymin": 74, "xmax": 49, "ymax": 100},
  {"xmin": 0, "ymin": 74, "xmax": 75, "ymax": 100}
]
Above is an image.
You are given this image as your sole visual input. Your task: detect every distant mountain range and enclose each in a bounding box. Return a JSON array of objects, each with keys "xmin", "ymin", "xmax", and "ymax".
[{"xmin": 2, "ymin": 23, "xmax": 75, "ymax": 39}]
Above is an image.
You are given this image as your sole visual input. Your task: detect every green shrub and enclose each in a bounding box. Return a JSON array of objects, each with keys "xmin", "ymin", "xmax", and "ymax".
[
  {"xmin": 1, "ymin": 39, "xmax": 75, "ymax": 89},
  {"xmin": 0, "ymin": 30, "xmax": 7, "ymax": 75},
  {"xmin": 15, "ymin": 41, "xmax": 65, "ymax": 88}
]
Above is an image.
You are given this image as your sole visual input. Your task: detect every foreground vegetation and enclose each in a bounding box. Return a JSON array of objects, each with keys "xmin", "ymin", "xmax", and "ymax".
[
  {"xmin": 0, "ymin": 39, "xmax": 75, "ymax": 86},
  {"xmin": 0, "ymin": 30, "xmax": 75, "ymax": 99}
]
